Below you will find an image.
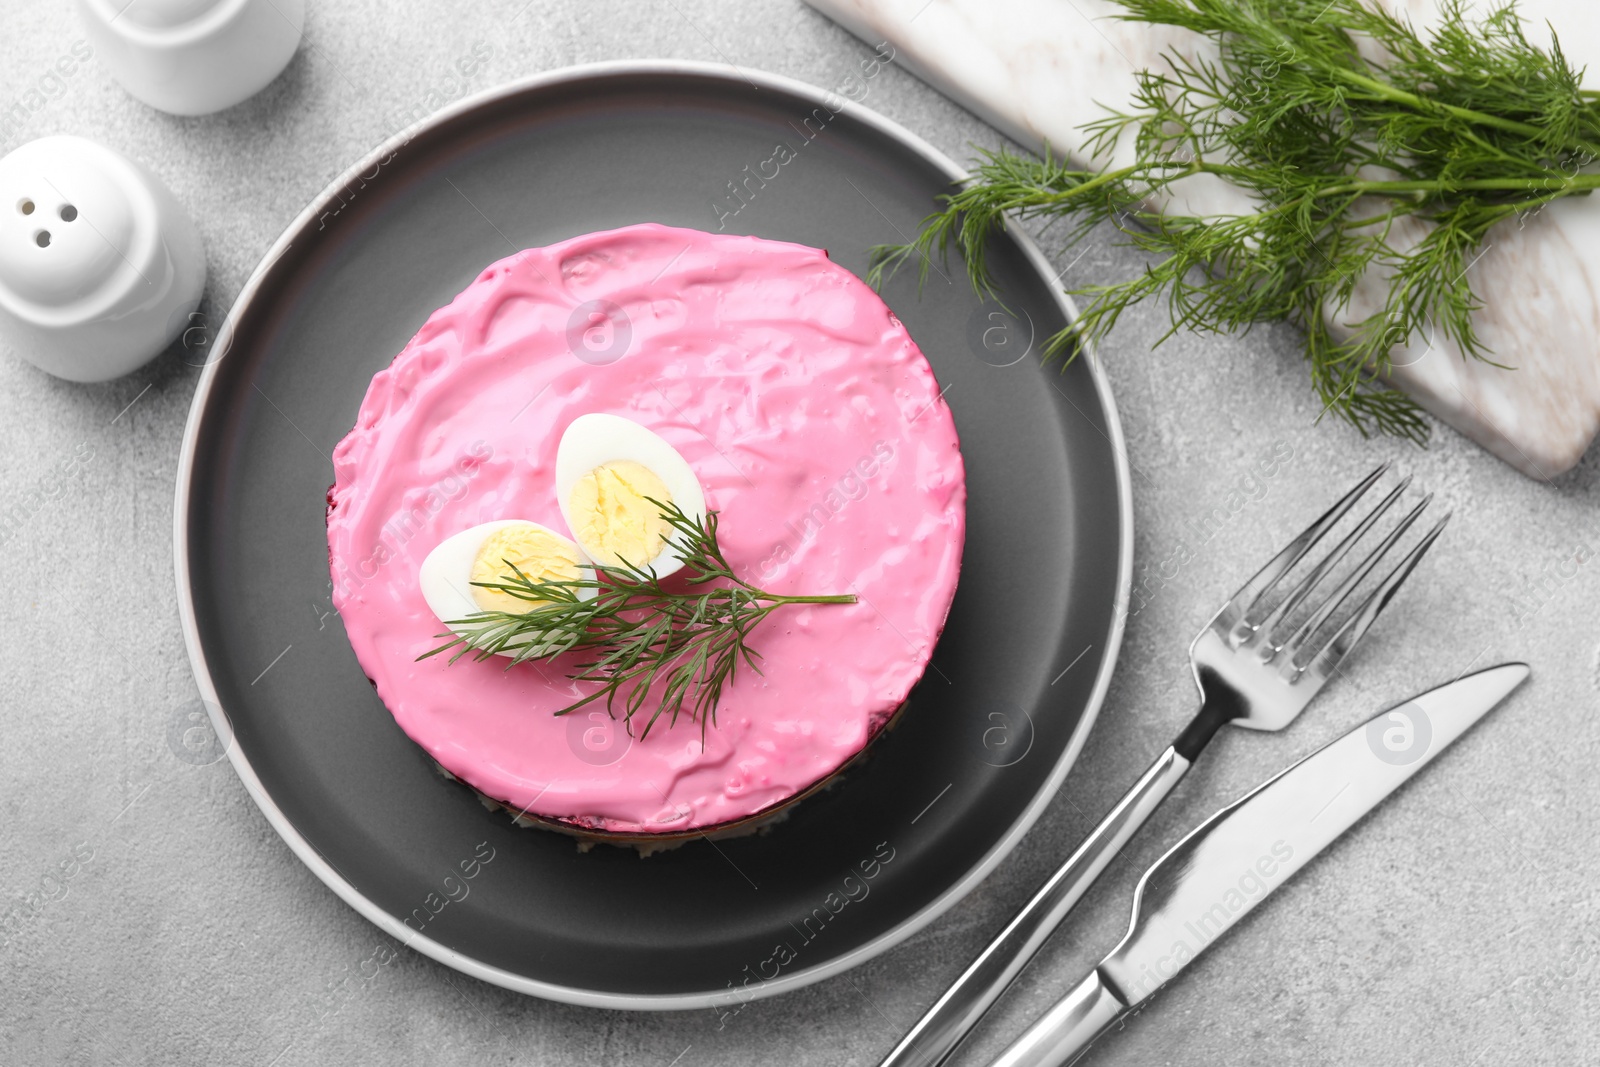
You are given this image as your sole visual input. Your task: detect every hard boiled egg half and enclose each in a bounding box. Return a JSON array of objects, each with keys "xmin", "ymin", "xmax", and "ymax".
[
  {"xmin": 555, "ymin": 413, "xmax": 706, "ymax": 578},
  {"xmin": 419, "ymin": 519, "xmax": 594, "ymax": 657}
]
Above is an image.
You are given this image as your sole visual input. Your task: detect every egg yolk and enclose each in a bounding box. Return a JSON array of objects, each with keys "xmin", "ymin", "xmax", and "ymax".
[
  {"xmin": 567, "ymin": 461, "xmax": 674, "ymax": 569},
  {"xmin": 470, "ymin": 526, "xmax": 582, "ymax": 613}
]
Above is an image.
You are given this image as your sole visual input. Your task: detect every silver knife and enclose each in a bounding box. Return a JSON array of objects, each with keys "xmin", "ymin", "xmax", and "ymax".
[{"xmin": 987, "ymin": 662, "xmax": 1530, "ymax": 1067}]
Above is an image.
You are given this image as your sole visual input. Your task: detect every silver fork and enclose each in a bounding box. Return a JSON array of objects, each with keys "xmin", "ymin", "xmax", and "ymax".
[{"xmin": 879, "ymin": 463, "xmax": 1447, "ymax": 1067}]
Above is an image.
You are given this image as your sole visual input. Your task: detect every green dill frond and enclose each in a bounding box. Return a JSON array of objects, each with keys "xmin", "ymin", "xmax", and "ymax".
[
  {"xmin": 418, "ymin": 502, "xmax": 855, "ymax": 739},
  {"xmin": 870, "ymin": 0, "xmax": 1600, "ymax": 442}
]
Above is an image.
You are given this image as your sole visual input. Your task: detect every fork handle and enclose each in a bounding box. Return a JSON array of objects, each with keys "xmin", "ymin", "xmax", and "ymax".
[{"xmin": 876, "ymin": 746, "xmax": 1192, "ymax": 1067}]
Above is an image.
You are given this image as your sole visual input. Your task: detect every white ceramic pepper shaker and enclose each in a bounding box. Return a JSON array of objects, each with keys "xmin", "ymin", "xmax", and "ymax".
[
  {"xmin": 76, "ymin": 0, "xmax": 305, "ymax": 116},
  {"xmin": 0, "ymin": 135, "xmax": 206, "ymax": 382}
]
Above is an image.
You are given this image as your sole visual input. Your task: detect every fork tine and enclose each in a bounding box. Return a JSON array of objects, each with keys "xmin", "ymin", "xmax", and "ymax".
[
  {"xmin": 1298, "ymin": 512, "xmax": 1451, "ymax": 676},
  {"xmin": 1276, "ymin": 491, "xmax": 1431, "ymax": 658},
  {"xmin": 1228, "ymin": 462, "xmax": 1390, "ymax": 616},
  {"xmin": 1254, "ymin": 475, "xmax": 1413, "ymax": 640}
]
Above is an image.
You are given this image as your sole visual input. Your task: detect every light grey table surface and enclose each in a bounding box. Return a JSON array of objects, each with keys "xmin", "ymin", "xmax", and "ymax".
[{"xmin": 1, "ymin": 3, "xmax": 1595, "ymax": 1065}]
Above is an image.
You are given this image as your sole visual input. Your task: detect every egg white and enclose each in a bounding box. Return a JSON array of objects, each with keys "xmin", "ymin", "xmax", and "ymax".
[{"xmin": 554, "ymin": 413, "xmax": 707, "ymax": 578}]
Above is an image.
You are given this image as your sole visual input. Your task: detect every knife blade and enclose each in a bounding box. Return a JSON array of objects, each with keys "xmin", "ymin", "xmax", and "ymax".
[{"xmin": 987, "ymin": 662, "xmax": 1530, "ymax": 1067}]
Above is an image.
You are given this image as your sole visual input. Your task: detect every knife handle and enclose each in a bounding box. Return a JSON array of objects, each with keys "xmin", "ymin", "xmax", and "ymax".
[
  {"xmin": 988, "ymin": 970, "xmax": 1126, "ymax": 1067},
  {"xmin": 876, "ymin": 746, "xmax": 1191, "ymax": 1067}
]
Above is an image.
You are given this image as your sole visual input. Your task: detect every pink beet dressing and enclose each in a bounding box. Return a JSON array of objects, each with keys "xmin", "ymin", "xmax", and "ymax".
[{"xmin": 326, "ymin": 224, "xmax": 965, "ymax": 834}]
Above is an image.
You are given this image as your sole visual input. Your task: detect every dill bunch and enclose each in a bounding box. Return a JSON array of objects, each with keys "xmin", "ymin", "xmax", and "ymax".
[
  {"xmin": 868, "ymin": 0, "xmax": 1600, "ymax": 441},
  {"xmin": 418, "ymin": 502, "xmax": 856, "ymax": 738}
]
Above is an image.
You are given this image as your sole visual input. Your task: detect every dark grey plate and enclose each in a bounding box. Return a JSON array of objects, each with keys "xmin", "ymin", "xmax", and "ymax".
[{"xmin": 175, "ymin": 61, "xmax": 1131, "ymax": 1008}]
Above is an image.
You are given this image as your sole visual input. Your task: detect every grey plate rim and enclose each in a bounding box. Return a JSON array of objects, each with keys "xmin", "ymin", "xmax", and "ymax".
[{"xmin": 172, "ymin": 59, "xmax": 1134, "ymax": 1010}]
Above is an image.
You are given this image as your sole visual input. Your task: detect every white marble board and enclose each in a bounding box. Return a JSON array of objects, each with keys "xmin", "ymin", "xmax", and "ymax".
[{"xmin": 807, "ymin": 0, "xmax": 1600, "ymax": 478}]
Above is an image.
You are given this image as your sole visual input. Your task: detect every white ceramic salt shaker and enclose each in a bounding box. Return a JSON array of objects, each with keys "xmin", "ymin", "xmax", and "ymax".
[
  {"xmin": 76, "ymin": 0, "xmax": 305, "ymax": 116},
  {"xmin": 0, "ymin": 135, "xmax": 206, "ymax": 382}
]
